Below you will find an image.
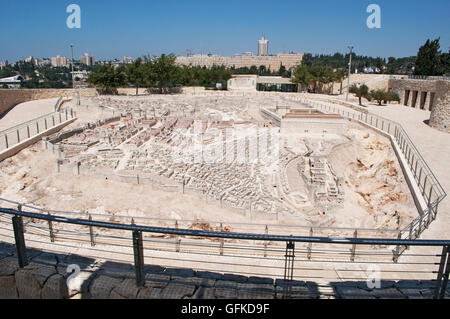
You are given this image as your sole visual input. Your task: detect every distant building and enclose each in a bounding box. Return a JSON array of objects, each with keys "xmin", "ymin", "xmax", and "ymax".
[
  {"xmin": 258, "ymin": 36, "xmax": 269, "ymax": 56},
  {"xmin": 177, "ymin": 53, "xmax": 302, "ymax": 71},
  {"xmin": 38, "ymin": 59, "xmax": 51, "ymax": 67},
  {"xmin": 227, "ymin": 75, "xmax": 298, "ymax": 92},
  {"xmin": 25, "ymin": 56, "xmax": 38, "ymax": 65},
  {"xmin": 0, "ymin": 61, "xmax": 7, "ymax": 69},
  {"xmin": 80, "ymin": 53, "xmax": 95, "ymax": 66},
  {"xmin": 176, "ymin": 37, "xmax": 302, "ymax": 71},
  {"xmin": 0, "ymin": 75, "xmax": 23, "ymax": 88},
  {"xmin": 51, "ymin": 55, "xmax": 68, "ymax": 67},
  {"xmin": 122, "ymin": 56, "xmax": 133, "ymax": 64}
]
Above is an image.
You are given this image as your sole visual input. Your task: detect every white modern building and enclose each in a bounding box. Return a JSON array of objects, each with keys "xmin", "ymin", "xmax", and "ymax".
[
  {"xmin": 258, "ymin": 36, "xmax": 269, "ymax": 56},
  {"xmin": 0, "ymin": 75, "xmax": 23, "ymax": 88}
]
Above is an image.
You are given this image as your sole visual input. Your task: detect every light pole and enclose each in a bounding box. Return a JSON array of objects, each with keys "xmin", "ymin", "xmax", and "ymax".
[
  {"xmin": 70, "ymin": 44, "xmax": 75, "ymax": 89},
  {"xmin": 346, "ymin": 45, "xmax": 354, "ymax": 101}
]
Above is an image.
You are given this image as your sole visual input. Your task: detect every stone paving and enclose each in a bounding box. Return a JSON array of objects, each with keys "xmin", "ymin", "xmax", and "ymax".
[{"xmin": 0, "ymin": 243, "xmax": 448, "ymax": 299}]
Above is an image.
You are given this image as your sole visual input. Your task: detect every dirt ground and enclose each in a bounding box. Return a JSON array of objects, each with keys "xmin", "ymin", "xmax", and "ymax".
[{"xmin": 0, "ymin": 94, "xmax": 420, "ymax": 234}]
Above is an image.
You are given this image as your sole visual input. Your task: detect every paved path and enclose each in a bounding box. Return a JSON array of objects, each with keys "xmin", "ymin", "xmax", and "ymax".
[{"xmin": 0, "ymin": 98, "xmax": 58, "ymax": 131}]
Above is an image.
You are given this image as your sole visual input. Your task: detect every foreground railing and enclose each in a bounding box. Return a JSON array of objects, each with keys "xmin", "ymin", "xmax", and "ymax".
[
  {"xmin": 0, "ymin": 207, "xmax": 449, "ymax": 299},
  {"xmin": 290, "ymin": 97, "xmax": 447, "ymax": 261}
]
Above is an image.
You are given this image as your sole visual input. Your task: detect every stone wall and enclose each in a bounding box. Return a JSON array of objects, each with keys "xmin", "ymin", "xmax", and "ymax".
[
  {"xmin": 388, "ymin": 79, "xmax": 439, "ymax": 111},
  {"xmin": 1, "ymin": 244, "xmax": 445, "ymax": 299},
  {"xmin": 0, "ymin": 88, "xmax": 97, "ymax": 116},
  {"xmin": 429, "ymin": 81, "xmax": 450, "ymax": 132}
]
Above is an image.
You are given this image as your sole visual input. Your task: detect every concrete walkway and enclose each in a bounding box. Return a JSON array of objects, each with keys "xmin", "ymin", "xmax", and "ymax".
[{"xmin": 0, "ymin": 98, "xmax": 58, "ymax": 131}]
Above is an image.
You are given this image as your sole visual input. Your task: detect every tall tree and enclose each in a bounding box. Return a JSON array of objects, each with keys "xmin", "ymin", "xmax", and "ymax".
[
  {"xmin": 126, "ymin": 58, "xmax": 146, "ymax": 95},
  {"xmin": 414, "ymin": 38, "xmax": 443, "ymax": 76},
  {"xmin": 87, "ymin": 63, "xmax": 126, "ymax": 95},
  {"xmin": 292, "ymin": 64, "xmax": 313, "ymax": 92}
]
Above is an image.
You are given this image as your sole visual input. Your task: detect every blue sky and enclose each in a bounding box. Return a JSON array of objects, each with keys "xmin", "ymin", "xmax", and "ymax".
[{"xmin": 0, "ymin": 0, "xmax": 449, "ymax": 62}]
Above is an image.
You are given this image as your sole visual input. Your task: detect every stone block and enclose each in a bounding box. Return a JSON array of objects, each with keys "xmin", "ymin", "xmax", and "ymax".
[
  {"xmin": 15, "ymin": 268, "xmax": 42, "ymax": 299},
  {"xmin": 89, "ymin": 275, "xmax": 123, "ymax": 299},
  {"xmin": 248, "ymin": 276, "xmax": 274, "ymax": 285},
  {"xmin": 32, "ymin": 265, "xmax": 57, "ymax": 287},
  {"xmin": 41, "ymin": 274, "xmax": 69, "ymax": 299},
  {"xmin": 0, "ymin": 257, "xmax": 19, "ymax": 276},
  {"xmin": 371, "ymin": 288, "xmax": 406, "ymax": 299},
  {"xmin": 160, "ymin": 282, "xmax": 196, "ymax": 299},
  {"xmin": 137, "ymin": 287, "xmax": 163, "ymax": 299},
  {"xmin": 196, "ymin": 271, "xmax": 222, "ymax": 280},
  {"xmin": 0, "ymin": 276, "xmax": 18, "ymax": 299},
  {"xmin": 192, "ymin": 287, "xmax": 216, "ymax": 299},
  {"xmin": 145, "ymin": 273, "xmax": 170, "ymax": 288},
  {"xmin": 110, "ymin": 279, "xmax": 141, "ymax": 299},
  {"xmin": 221, "ymin": 273, "xmax": 248, "ymax": 283},
  {"xmin": 171, "ymin": 276, "xmax": 216, "ymax": 288},
  {"xmin": 334, "ymin": 286, "xmax": 376, "ymax": 299},
  {"xmin": 164, "ymin": 268, "xmax": 196, "ymax": 278}
]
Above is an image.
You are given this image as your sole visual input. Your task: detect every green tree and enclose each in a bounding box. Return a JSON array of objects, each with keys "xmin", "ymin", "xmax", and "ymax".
[
  {"xmin": 146, "ymin": 54, "xmax": 179, "ymax": 94},
  {"xmin": 126, "ymin": 58, "xmax": 147, "ymax": 95},
  {"xmin": 414, "ymin": 38, "xmax": 443, "ymax": 76},
  {"xmin": 349, "ymin": 84, "xmax": 370, "ymax": 106},
  {"xmin": 369, "ymin": 90, "xmax": 400, "ymax": 105},
  {"xmin": 292, "ymin": 64, "xmax": 313, "ymax": 92},
  {"xmin": 87, "ymin": 63, "xmax": 126, "ymax": 95}
]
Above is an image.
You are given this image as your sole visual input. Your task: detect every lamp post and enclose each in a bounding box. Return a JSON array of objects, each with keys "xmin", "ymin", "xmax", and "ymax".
[
  {"xmin": 346, "ymin": 45, "xmax": 354, "ymax": 101},
  {"xmin": 70, "ymin": 44, "xmax": 75, "ymax": 89}
]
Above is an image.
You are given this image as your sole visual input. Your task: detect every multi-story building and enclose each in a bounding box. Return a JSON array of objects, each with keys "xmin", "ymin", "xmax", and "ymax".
[
  {"xmin": 51, "ymin": 55, "xmax": 68, "ymax": 67},
  {"xmin": 38, "ymin": 59, "xmax": 51, "ymax": 67},
  {"xmin": 258, "ymin": 36, "xmax": 269, "ymax": 56},
  {"xmin": 176, "ymin": 37, "xmax": 302, "ymax": 71},
  {"xmin": 25, "ymin": 56, "xmax": 38, "ymax": 65},
  {"xmin": 80, "ymin": 53, "xmax": 95, "ymax": 66},
  {"xmin": 0, "ymin": 61, "xmax": 7, "ymax": 69},
  {"xmin": 177, "ymin": 52, "xmax": 303, "ymax": 71}
]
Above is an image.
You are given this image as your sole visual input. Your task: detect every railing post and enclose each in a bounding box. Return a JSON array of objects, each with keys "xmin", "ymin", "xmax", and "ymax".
[
  {"xmin": 283, "ymin": 240, "xmax": 295, "ymax": 299},
  {"xmin": 307, "ymin": 228, "xmax": 313, "ymax": 260},
  {"xmin": 88, "ymin": 214, "xmax": 95, "ymax": 247},
  {"xmin": 351, "ymin": 230, "xmax": 357, "ymax": 262},
  {"xmin": 393, "ymin": 231, "xmax": 402, "ymax": 263},
  {"xmin": 5, "ymin": 135, "xmax": 8, "ymax": 149},
  {"xmin": 418, "ymin": 214, "xmax": 424, "ymax": 236},
  {"xmin": 132, "ymin": 230, "xmax": 145, "ymax": 287},
  {"xmin": 12, "ymin": 205, "xmax": 28, "ymax": 268},
  {"xmin": 264, "ymin": 225, "xmax": 268, "ymax": 258},
  {"xmin": 36, "ymin": 122, "xmax": 39, "ymax": 134},
  {"xmin": 47, "ymin": 212, "xmax": 55, "ymax": 242},
  {"xmin": 27, "ymin": 125, "xmax": 30, "ymax": 139},
  {"xmin": 16, "ymin": 130, "xmax": 20, "ymax": 143},
  {"xmin": 434, "ymin": 246, "xmax": 450, "ymax": 299},
  {"xmin": 220, "ymin": 242, "xmax": 224, "ymax": 256}
]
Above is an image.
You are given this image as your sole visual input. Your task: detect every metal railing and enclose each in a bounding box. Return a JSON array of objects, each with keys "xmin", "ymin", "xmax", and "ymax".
[
  {"xmin": 0, "ymin": 206, "xmax": 449, "ymax": 299},
  {"xmin": 0, "ymin": 109, "xmax": 76, "ymax": 152}
]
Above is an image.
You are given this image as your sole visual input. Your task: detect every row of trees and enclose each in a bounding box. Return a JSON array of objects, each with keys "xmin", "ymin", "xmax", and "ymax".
[
  {"xmin": 349, "ymin": 84, "xmax": 400, "ymax": 106},
  {"xmin": 88, "ymin": 54, "xmax": 233, "ymax": 94},
  {"xmin": 291, "ymin": 64, "xmax": 346, "ymax": 94}
]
